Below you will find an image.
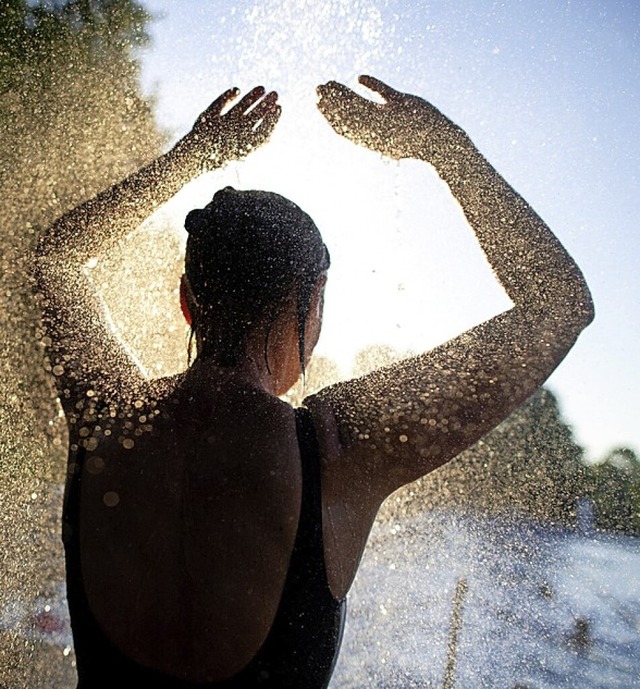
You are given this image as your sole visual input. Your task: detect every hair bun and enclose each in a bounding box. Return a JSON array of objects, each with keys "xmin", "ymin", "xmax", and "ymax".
[{"xmin": 184, "ymin": 208, "xmax": 211, "ymax": 237}]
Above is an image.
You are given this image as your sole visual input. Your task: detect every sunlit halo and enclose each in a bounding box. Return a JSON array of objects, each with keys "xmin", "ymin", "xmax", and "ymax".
[{"xmin": 95, "ymin": 95, "xmax": 510, "ymax": 382}]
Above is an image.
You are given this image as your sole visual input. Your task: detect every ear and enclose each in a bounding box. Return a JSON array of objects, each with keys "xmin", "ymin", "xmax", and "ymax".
[
  {"xmin": 180, "ymin": 275, "xmax": 193, "ymax": 326},
  {"xmin": 310, "ymin": 274, "xmax": 327, "ymax": 318}
]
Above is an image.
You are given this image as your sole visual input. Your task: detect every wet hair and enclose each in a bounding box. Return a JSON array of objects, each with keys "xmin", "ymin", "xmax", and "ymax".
[{"xmin": 184, "ymin": 187, "xmax": 330, "ymax": 374}]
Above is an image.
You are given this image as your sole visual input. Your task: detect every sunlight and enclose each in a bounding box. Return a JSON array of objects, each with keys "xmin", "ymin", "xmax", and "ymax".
[{"xmin": 103, "ymin": 92, "xmax": 511, "ymax": 380}]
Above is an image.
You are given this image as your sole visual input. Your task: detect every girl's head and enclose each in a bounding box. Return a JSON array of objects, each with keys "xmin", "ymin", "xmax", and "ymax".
[{"xmin": 182, "ymin": 187, "xmax": 330, "ymax": 376}]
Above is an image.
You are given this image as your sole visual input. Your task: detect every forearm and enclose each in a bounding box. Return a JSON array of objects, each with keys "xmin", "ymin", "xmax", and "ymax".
[
  {"xmin": 36, "ymin": 140, "xmax": 200, "ymax": 263},
  {"xmin": 316, "ymin": 76, "xmax": 593, "ymax": 330},
  {"xmin": 36, "ymin": 86, "xmax": 281, "ymax": 264},
  {"xmin": 427, "ymin": 126, "xmax": 594, "ymax": 329}
]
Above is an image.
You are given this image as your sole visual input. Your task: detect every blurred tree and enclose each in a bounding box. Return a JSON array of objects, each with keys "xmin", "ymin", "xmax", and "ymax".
[
  {"xmin": 381, "ymin": 388, "xmax": 590, "ymax": 527},
  {"xmin": 585, "ymin": 447, "xmax": 640, "ymax": 534},
  {"xmin": 0, "ymin": 0, "xmax": 162, "ymax": 223},
  {"xmin": 352, "ymin": 343, "xmax": 412, "ymax": 378},
  {"xmin": 0, "ymin": 2, "xmax": 162, "ymax": 684}
]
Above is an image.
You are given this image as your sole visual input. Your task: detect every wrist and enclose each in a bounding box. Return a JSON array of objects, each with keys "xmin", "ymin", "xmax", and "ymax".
[
  {"xmin": 416, "ymin": 118, "xmax": 469, "ymax": 164},
  {"xmin": 169, "ymin": 136, "xmax": 205, "ymax": 180}
]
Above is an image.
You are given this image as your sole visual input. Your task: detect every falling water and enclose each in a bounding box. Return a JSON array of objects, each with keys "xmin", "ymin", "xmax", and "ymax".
[{"xmin": 1, "ymin": 1, "xmax": 639, "ymax": 687}]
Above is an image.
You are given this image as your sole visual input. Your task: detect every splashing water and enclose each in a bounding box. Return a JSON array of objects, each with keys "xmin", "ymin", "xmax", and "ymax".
[{"xmin": 1, "ymin": 1, "xmax": 638, "ymax": 687}]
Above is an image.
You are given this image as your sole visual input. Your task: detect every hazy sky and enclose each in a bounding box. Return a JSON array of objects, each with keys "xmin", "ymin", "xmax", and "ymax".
[{"xmin": 137, "ymin": 0, "xmax": 639, "ymax": 461}]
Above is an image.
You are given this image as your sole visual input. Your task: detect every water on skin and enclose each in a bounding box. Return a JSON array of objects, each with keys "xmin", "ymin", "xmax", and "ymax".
[{"xmin": 0, "ymin": 2, "xmax": 607, "ymax": 688}]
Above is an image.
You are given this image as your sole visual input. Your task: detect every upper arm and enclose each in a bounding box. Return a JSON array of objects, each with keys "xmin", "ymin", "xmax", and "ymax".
[
  {"xmin": 305, "ymin": 305, "xmax": 584, "ymax": 504},
  {"xmin": 36, "ymin": 254, "xmax": 147, "ymax": 418}
]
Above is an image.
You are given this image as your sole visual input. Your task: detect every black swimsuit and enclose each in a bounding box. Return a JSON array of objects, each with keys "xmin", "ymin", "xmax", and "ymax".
[{"xmin": 63, "ymin": 406, "xmax": 346, "ymax": 688}]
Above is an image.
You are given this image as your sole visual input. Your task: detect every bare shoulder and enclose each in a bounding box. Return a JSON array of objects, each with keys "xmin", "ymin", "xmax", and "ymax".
[
  {"xmin": 303, "ymin": 383, "xmax": 387, "ymax": 517},
  {"xmin": 303, "ymin": 388, "xmax": 385, "ymax": 597}
]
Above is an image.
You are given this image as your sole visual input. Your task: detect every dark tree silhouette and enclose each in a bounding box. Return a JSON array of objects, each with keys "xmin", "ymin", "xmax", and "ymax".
[
  {"xmin": 0, "ymin": 2, "xmax": 162, "ymax": 684},
  {"xmin": 585, "ymin": 447, "xmax": 640, "ymax": 534}
]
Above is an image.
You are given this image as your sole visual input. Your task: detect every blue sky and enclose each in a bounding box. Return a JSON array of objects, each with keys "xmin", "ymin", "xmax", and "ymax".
[{"xmin": 136, "ymin": 0, "xmax": 639, "ymax": 461}]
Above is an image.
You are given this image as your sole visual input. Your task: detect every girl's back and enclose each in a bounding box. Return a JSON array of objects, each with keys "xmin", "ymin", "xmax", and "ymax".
[{"xmin": 71, "ymin": 368, "xmax": 306, "ymax": 681}]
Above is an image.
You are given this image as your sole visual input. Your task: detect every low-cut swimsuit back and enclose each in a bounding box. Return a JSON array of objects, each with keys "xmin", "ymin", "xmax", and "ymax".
[{"xmin": 63, "ymin": 406, "xmax": 346, "ymax": 688}]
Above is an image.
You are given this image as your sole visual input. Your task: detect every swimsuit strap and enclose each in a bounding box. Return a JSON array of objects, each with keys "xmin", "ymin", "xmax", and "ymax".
[
  {"xmin": 218, "ymin": 406, "xmax": 346, "ymax": 687},
  {"xmin": 289, "ymin": 405, "xmax": 332, "ymax": 591}
]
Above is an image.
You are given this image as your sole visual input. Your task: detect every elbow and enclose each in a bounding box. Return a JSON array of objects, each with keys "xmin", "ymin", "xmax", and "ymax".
[
  {"xmin": 555, "ymin": 270, "xmax": 595, "ymax": 332},
  {"xmin": 579, "ymin": 291, "xmax": 595, "ymax": 329},
  {"xmin": 571, "ymin": 278, "xmax": 595, "ymax": 330},
  {"xmin": 35, "ymin": 236, "xmax": 47, "ymax": 260},
  {"xmin": 33, "ymin": 252, "xmax": 48, "ymax": 293},
  {"xmin": 527, "ymin": 279, "xmax": 595, "ymax": 342},
  {"xmin": 33, "ymin": 244, "xmax": 59, "ymax": 294},
  {"xmin": 35, "ymin": 228, "xmax": 54, "ymax": 261}
]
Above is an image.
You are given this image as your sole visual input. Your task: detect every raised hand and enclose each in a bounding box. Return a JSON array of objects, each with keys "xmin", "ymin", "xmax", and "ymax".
[
  {"xmin": 317, "ymin": 75, "xmax": 453, "ymax": 161},
  {"xmin": 177, "ymin": 86, "xmax": 281, "ymax": 172}
]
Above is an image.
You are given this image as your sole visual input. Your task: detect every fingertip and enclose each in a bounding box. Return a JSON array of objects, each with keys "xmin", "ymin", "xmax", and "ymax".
[
  {"xmin": 219, "ymin": 87, "xmax": 239, "ymax": 103},
  {"xmin": 265, "ymin": 101, "xmax": 282, "ymax": 117},
  {"xmin": 359, "ymin": 75, "xmax": 381, "ymax": 91}
]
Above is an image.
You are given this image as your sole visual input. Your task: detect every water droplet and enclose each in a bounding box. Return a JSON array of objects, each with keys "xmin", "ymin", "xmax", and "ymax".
[
  {"xmin": 87, "ymin": 456, "xmax": 105, "ymax": 474},
  {"xmin": 103, "ymin": 491, "xmax": 120, "ymax": 507},
  {"xmin": 84, "ymin": 437, "xmax": 98, "ymax": 451}
]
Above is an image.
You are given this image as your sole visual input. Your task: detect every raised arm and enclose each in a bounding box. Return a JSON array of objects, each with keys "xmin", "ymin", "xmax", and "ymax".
[
  {"xmin": 309, "ymin": 77, "xmax": 594, "ymax": 505},
  {"xmin": 36, "ymin": 87, "xmax": 281, "ymax": 409}
]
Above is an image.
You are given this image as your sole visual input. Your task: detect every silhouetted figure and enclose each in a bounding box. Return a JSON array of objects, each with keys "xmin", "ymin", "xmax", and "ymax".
[{"xmin": 36, "ymin": 77, "xmax": 593, "ymax": 686}]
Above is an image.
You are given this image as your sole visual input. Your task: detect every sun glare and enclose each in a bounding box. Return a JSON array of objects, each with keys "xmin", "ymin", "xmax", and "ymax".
[{"xmin": 98, "ymin": 92, "xmax": 510, "ymax": 382}]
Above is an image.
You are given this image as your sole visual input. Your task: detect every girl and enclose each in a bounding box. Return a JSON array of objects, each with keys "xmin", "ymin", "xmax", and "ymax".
[{"xmin": 36, "ymin": 77, "xmax": 593, "ymax": 687}]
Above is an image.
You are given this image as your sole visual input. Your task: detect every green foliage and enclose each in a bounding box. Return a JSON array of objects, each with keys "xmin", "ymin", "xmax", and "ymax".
[
  {"xmin": 0, "ymin": 0, "xmax": 163, "ymax": 225},
  {"xmin": 0, "ymin": 0, "xmax": 151, "ymax": 79},
  {"xmin": 0, "ymin": 4, "xmax": 162, "ymax": 681},
  {"xmin": 584, "ymin": 447, "xmax": 640, "ymax": 534}
]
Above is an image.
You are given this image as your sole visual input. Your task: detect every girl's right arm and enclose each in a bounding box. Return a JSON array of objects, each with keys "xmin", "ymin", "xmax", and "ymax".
[
  {"xmin": 308, "ymin": 77, "xmax": 594, "ymax": 506},
  {"xmin": 35, "ymin": 87, "xmax": 280, "ymax": 412}
]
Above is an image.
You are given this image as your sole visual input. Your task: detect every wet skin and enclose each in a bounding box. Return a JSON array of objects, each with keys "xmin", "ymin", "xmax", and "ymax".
[{"xmin": 36, "ymin": 77, "xmax": 593, "ymax": 682}]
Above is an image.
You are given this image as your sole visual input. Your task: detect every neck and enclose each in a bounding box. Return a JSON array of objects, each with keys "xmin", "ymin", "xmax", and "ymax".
[
  {"xmin": 192, "ymin": 347, "xmax": 299, "ymax": 398},
  {"xmin": 192, "ymin": 304, "xmax": 303, "ymax": 397}
]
